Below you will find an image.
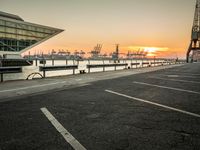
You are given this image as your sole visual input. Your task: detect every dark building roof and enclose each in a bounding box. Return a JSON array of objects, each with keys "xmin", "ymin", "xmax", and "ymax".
[{"xmin": 0, "ymin": 11, "xmax": 24, "ymax": 21}]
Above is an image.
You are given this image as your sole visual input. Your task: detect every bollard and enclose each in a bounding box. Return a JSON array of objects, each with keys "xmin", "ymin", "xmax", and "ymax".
[
  {"xmin": 43, "ymin": 70, "xmax": 46, "ymax": 78},
  {"xmin": 79, "ymin": 70, "xmax": 85, "ymax": 74}
]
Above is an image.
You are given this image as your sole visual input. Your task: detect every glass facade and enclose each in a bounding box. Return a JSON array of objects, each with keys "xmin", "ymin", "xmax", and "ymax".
[{"xmin": 0, "ymin": 15, "xmax": 63, "ymax": 53}]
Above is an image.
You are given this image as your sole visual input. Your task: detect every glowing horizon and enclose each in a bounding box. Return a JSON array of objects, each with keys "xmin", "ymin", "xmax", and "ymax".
[
  {"xmin": 1, "ymin": 0, "xmax": 196, "ymax": 59},
  {"xmin": 23, "ymin": 45, "xmax": 179, "ymax": 59}
]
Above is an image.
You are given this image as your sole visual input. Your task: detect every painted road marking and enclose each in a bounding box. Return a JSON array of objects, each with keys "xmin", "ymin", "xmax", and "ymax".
[
  {"xmin": 165, "ymin": 75, "xmax": 199, "ymax": 78},
  {"xmin": 0, "ymin": 81, "xmax": 66, "ymax": 93},
  {"xmin": 133, "ymin": 81, "xmax": 200, "ymax": 95},
  {"xmin": 167, "ymin": 75, "xmax": 179, "ymax": 78},
  {"xmin": 165, "ymin": 72, "xmax": 200, "ymax": 76},
  {"xmin": 76, "ymin": 79, "xmax": 83, "ymax": 81},
  {"xmin": 105, "ymin": 90, "xmax": 200, "ymax": 118},
  {"xmin": 41, "ymin": 107, "xmax": 87, "ymax": 150},
  {"xmin": 0, "ymin": 82, "xmax": 90, "ymax": 93},
  {"xmin": 150, "ymin": 77, "xmax": 200, "ymax": 84}
]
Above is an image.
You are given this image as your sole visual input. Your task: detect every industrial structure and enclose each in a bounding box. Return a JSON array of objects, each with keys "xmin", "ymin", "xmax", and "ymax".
[
  {"xmin": 126, "ymin": 49, "xmax": 147, "ymax": 59},
  {"xmin": 187, "ymin": 0, "xmax": 200, "ymax": 62},
  {"xmin": 0, "ymin": 11, "xmax": 63, "ymax": 59},
  {"xmin": 111, "ymin": 44, "xmax": 120, "ymax": 60},
  {"xmin": 88, "ymin": 44, "xmax": 103, "ymax": 59}
]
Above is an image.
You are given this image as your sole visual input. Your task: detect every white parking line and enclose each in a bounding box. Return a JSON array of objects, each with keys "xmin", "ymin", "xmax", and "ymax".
[
  {"xmin": 105, "ymin": 90, "xmax": 200, "ymax": 118},
  {"xmin": 133, "ymin": 81, "xmax": 200, "ymax": 95},
  {"xmin": 76, "ymin": 79, "xmax": 83, "ymax": 81},
  {"xmin": 41, "ymin": 107, "xmax": 87, "ymax": 150},
  {"xmin": 166, "ymin": 72, "xmax": 200, "ymax": 76},
  {"xmin": 0, "ymin": 81, "xmax": 66, "ymax": 93},
  {"xmin": 150, "ymin": 77, "xmax": 200, "ymax": 84},
  {"xmin": 165, "ymin": 75, "xmax": 199, "ymax": 78},
  {"xmin": 166, "ymin": 75, "xmax": 179, "ymax": 78}
]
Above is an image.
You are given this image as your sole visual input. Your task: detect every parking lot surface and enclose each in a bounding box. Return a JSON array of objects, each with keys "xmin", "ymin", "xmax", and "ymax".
[{"xmin": 0, "ymin": 63, "xmax": 200, "ymax": 150}]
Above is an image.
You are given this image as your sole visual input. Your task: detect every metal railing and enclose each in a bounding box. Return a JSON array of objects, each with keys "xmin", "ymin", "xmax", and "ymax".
[
  {"xmin": 0, "ymin": 66, "xmax": 22, "ymax": 82},
  {"xmin": 87, "ymin": 63, "xmax": 128, "ymax": 73},
  {"xmin": 39, "ymin": 65, "xmax": 78, "ymax": 77}
]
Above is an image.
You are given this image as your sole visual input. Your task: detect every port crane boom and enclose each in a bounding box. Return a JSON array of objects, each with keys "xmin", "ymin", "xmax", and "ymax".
[{"xmin": 187, "ymin": 0, "xmax": 200, "ymax": 62}]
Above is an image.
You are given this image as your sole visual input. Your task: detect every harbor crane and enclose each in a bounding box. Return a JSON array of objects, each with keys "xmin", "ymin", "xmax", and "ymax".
[
  {"xmin": 112, "ymin": 44, "xmax": 120, "ymax": 60},
  {"xmin": 126, "ymin": 49, "xmax": 147, "ymax": 59},
  {"xmin": 187, "ymin": 0, "xmax": 200, "ymax": 62},
  {"xmin": 88, "ymin": 44, "xmax": 102, "ymax": 58}
]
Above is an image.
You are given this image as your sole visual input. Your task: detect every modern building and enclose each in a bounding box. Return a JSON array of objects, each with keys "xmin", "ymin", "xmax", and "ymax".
[{"xmin": 0, "ymin": 11, "xmax": 64, "ymax": 58}]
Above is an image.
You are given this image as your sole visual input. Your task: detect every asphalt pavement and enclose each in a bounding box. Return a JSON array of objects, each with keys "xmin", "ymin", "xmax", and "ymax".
[{"xmin": 0, "ymin": 63, "xmax": 200, "ymax": 150}]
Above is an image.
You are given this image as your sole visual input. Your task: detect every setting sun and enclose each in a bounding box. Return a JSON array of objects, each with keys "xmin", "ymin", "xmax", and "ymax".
[
  {"xmin": 127, "ymin": 46, "xmax": 169, "ymax": 58},
  {"xmin": 144, "ymin": 47, "xmax": 157, "ymax": 53},
  {"xmin": 144, "ymin": 47, "xmax": 168, "ymax": 57}
]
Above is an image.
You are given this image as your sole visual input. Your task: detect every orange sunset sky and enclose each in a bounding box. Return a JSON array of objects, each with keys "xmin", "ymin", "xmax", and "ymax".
[{"xmin": 0, "ymin": 0, "xmax": 197, "ymax": 58}]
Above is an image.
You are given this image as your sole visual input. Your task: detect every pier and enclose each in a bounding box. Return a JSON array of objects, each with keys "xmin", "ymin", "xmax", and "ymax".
[
  {"xmin": 0, "ymin": 58, "xmax": 184, "ymax": 82},
  {"xmin": 0, "ymin": 63, "xmax": 200, "ymax": 149},
  {"xmin": 1, "ymin": 0, "xmax": 200, "ymax": 149}
]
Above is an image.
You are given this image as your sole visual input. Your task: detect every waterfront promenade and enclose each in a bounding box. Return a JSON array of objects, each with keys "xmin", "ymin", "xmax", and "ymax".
[{"xmin": 0, "ymin": 63, "xmax": 200, "ymax": 150}]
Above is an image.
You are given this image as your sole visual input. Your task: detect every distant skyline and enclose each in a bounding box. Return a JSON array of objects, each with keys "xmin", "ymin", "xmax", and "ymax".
[{"xmin": 0, "ymin": 0, "xmax": 197, "ymax": 58}]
